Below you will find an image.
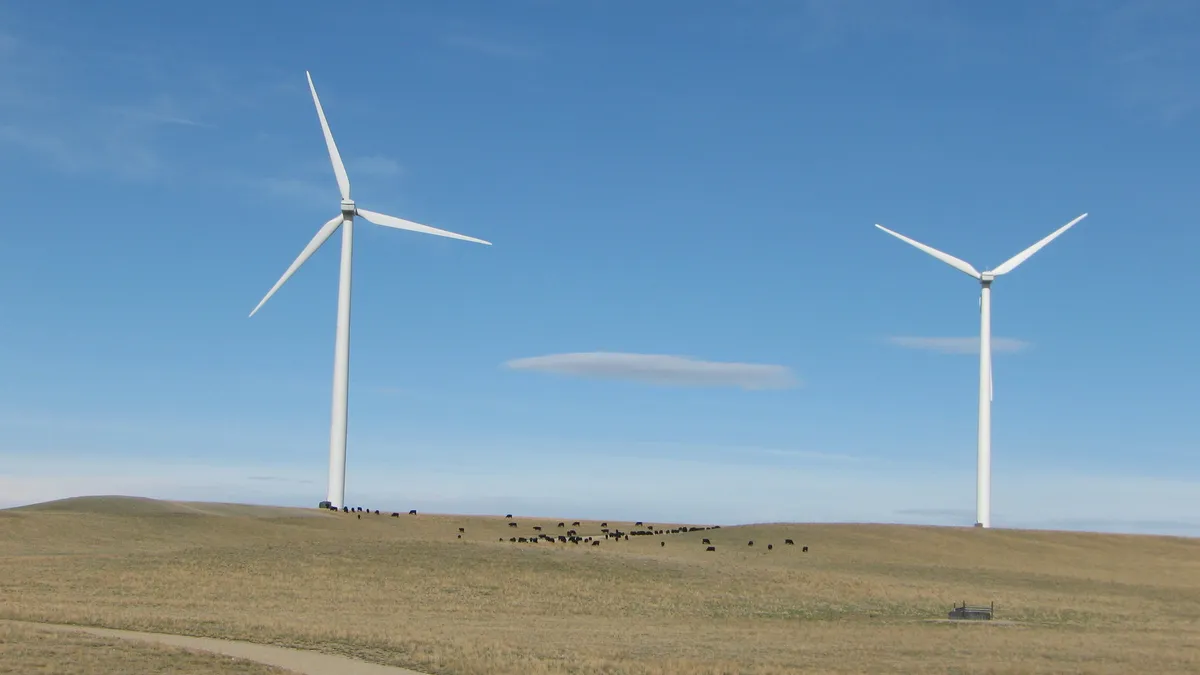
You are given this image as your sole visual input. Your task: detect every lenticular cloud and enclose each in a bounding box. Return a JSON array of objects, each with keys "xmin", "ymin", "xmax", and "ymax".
[{"xmin": 503, "ymin": 352, "xmax": 798, "ymax": 390}]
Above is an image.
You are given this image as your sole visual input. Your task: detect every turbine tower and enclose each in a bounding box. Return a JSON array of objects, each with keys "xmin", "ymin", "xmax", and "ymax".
[
  {"xmin": 874, "ymin": 213, "xmax": 1087, "ymax": 529},
  {"xmin": 250, "ymin": 71, "xmax": 491, "ymax": 509}
]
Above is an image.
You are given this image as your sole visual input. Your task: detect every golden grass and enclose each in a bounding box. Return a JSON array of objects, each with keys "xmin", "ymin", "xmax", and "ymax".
[
  {"xmin": 0, "ymin": 621, "xmax": 290, "ymax": 674},
  {"xmin": 2, "ymin": 495, "xmax": 1199, "ymax": 674}
]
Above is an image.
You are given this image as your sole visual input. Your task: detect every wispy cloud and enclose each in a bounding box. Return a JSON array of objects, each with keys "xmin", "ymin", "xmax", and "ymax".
[
  {"xmin": 259, "ymin": 177, "xmax": 332, "ymax": 209},
  {"xmin": 886, "ymin": 336, "xmax": 1030, "ymax": 355},
  {"xmin": 1060, "ymin": 0, "xmax": 1200, "ymax": 124},
  {"xmin": 893, "ymin": 507, "xmax": 976, "ymax": 521},
  {"xmin": 739, "ymin": 0, "xmax": 967, "ymax": 52},
  {"xmin": 248, "ymin": 475, "xmax": 313, "ymax": 484},
  {"xmin": 442, "ymin": 35, "xmax": 539, "ymax": 60},
  {"xmin": 0, "ymin": 32, "xmax": 212, "ymax": 181},
  {"xmin": 503, "ymin": 352, "xmax": 799, "ymax": 390},
  {"xmin": 348, "ymin": 155, "xmax": 403, "ymax": 177},
  {"xmin": 255, "ymin": 154, "xmax": 404, "ymax": 208},
  {"xmin": 101, "ymin": 100, "xmax": 211, "ymax": 128}
]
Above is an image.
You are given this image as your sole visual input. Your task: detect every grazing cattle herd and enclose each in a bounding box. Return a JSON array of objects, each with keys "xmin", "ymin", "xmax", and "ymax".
[{"xmin": 323, "ymin": 504, "xmax": 811, "ymax": 554}]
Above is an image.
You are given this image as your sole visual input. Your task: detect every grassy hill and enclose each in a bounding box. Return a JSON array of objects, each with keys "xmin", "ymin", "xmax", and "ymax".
[{"xmin": 2, "ymin": 495, "xmax": 1198, "ymax": 673}]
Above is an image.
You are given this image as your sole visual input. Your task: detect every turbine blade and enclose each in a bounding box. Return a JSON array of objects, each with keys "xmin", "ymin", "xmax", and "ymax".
[
  {"xmin": 356, "ymin": 207, "xmax": 492, "ymax": 246},
  {"xmin": 306, "ymin": 71, "xmax": 351, "ymax": 201},
  {"xmin": 874, "ymin": 224, "xmax": 981, "ymax": 279},
  {"xmin": 991, "ymin": 213, "xmax": 1088, "ymax": 276},
  {"xmin": 249, "ymin": 215, "xmax": 344, "ymax": 318}
]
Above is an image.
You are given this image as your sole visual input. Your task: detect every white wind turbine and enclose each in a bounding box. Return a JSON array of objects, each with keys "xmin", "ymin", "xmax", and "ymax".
[
  {"xmin": 250, "ymin": 71, "xmax": 491, "ymax": 510},
  {"xmin": 874, "ymin": 213, "xmax": 1087, "ymax": 529}
]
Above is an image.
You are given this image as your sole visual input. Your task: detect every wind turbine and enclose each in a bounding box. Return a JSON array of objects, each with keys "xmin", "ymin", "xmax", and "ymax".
[
  {"xmin": 874, "ymin": 213, "xmax": 1087, "ymax": 529},
  {"xmin": 249, "ymin": 71, "xmax": 491, "ymax": 510}
]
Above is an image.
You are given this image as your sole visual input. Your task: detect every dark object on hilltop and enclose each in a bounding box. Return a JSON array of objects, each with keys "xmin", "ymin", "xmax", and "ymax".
[
  {"xmin": 409, "ymin": 509, "xmax": 417, "ymax": 515},
  {"xmin": 948, "ymin": 601, "xmax": 994, "ymax": 621},
  {"xmin": 318, "ymin": 501, "xmax": 332, "ymax": 509}
]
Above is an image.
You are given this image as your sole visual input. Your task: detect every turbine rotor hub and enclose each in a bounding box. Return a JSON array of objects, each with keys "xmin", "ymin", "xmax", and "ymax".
[
  {"xmin": 340, "ymin": 199, "xmax": 356, "ymax": 216},
  {"xmin": 980, "ymin": 272, "xmax": 995, "ymax": 283}
]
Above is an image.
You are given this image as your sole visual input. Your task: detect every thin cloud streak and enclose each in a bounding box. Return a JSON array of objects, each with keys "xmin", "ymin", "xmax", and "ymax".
[
  {"xmin": 504, "ymin": 352, "xmax": 799, "ymax": 390},
  {"xmin": 886, "ymin": 336, "xmax": 1031, "ymax": 355},
  {"xmin": 442, "ymin": 35, "xmax": 539, "ymax": 60},
  {"xmin": 348, "ymin": 155, "xmax": 403, "ymax": 177}
]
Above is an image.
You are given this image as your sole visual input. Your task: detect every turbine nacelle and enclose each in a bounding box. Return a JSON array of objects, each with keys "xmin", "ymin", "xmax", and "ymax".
[
  {"xmin": 979, "ymin": 272, "xmax": 996, "ymax": 283},
  {"xmin": 341, "ymin": 199, "xmax": 356, "ymax": 215}
]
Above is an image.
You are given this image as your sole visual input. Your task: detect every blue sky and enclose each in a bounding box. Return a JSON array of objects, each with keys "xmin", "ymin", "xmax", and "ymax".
[{"xmin": 2, "ymin": 0, "xmax": 1198, "ymax": 535}]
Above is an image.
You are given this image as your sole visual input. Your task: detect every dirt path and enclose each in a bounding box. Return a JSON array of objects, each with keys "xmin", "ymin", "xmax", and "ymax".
[{"xmin": 1, "ymin": 620, "xmax": 430, "ymax": 675}]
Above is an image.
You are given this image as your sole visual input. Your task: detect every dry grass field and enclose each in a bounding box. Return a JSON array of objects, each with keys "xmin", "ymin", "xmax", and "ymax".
[
  {"xmin": 0, "ymin": 621, "xmax": 289, "ymax": 674},
  {"xmin": 1, "ymin": 495, "xmax": 1199, "ymax": 674}
]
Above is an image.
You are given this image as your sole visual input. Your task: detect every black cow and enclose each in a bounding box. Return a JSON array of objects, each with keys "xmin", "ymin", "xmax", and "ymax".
[
  {"xmin": 785, "ymin": 539, "xmax": 794, "ymax": 545},
  {"xmin": 660, "ymin": 541, "xmax": 665, "ymax": 547},
  {"xmin": 706, "ymin": 546, "xmax": 716, "ymax": 552},
  {"xmin": 458, "ymin": 527, "xmax": 465, "ymax": 533},
  {"xmin": 533, "ymin": 526, "xmax": 542, "ymax": 531},
  {"xmin": 747, "ymin": 540, "xmax": 754, "ymax": 546},
  {"xmin": 572, "ymin": 521, "xmax": 581, "ymax": 526},
  {"xmin": 591, "ymin": 540, "xmax": 600, "ymax": 546},
  {"xmin": 409, "ymin": 509, "xmax": 417, "ymax": 515},
  {"xmin": 509, "ymin": 522, "xmax": 518, "ymax": 527},
  {"xmin": 767, "ymin": 544, "xmax": 773, "ymax": 550},
  {"xmin": 557, "ymin": 522, "xmax": 565, "ymax": 528},
  {"xmin": 391, "ymin": 512, "xmax": 399, "ymax": 517},
  {"xmin": 601, "ymin": 522, "xmax": 607, "ymax": 527},
  {"xmin": 702, "ymin": 538, "xmax": 711, "ymax": 544},
  {"xmin": 505, "ymin": 514, "xmax": 513, "ymax": 518},
  {"xmin": 357, "ymin": 514, "xmax": 361, "ymax": 519},
  {"xmin": 802, "ymin": 545, "xmax": 809, "ymax": 552},
  {"xmin": 635, "ymin": 521, "xmax": 643, "ymax": 526}
]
